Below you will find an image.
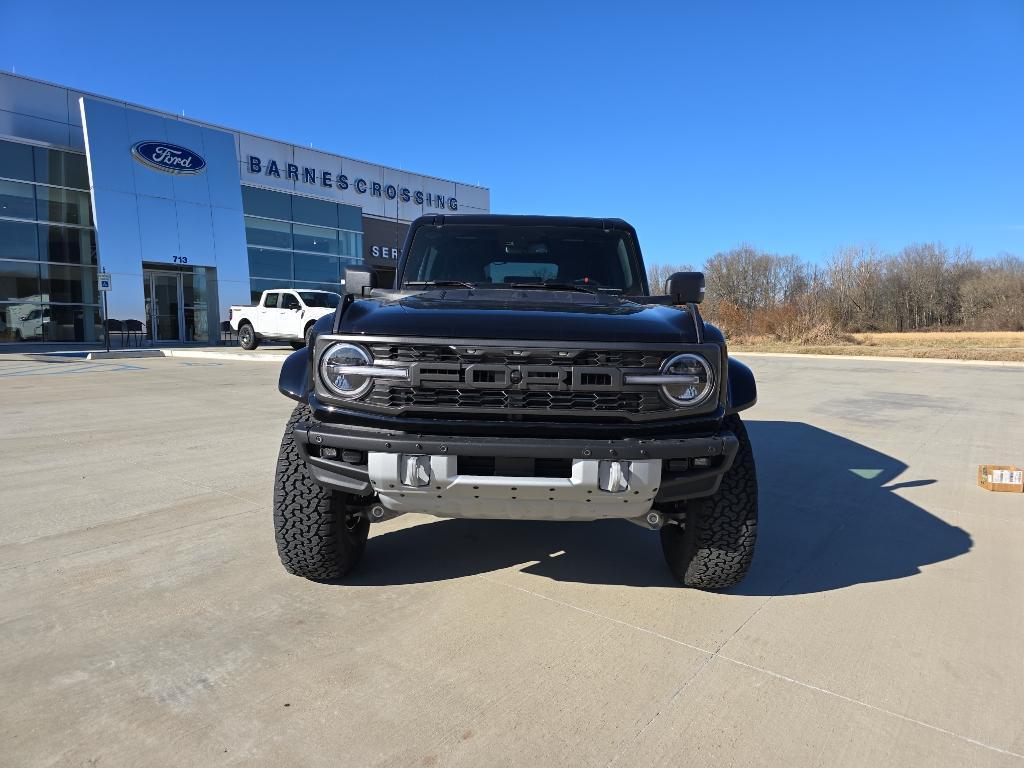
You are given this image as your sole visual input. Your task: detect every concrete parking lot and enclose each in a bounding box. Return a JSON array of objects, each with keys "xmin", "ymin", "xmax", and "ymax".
[{"xmin": 1, "ymin": 352, "xmax": 1022, "ymax": 767}]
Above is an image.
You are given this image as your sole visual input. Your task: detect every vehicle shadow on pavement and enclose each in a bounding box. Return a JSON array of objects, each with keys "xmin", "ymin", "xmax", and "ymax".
[
  {"xmin": 730, "ymin": 420, "xmax": 971, "ymax": 595},
  {"xmin": 346, "ymin": 420, "xmax": 972, "ymax": 594},
  {"xmin": 349, "ymin": 517, "xmax": 677, "ymax": 588}
]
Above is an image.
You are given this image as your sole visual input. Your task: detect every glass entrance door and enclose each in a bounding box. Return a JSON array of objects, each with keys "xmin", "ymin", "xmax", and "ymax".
[
  {"xmin": 143, "ymin": 271, "xmax": 183, "ymax": 342},
  {"xmin": 181, "ymin": 270, "xmax": 209, "ymax": 342}
]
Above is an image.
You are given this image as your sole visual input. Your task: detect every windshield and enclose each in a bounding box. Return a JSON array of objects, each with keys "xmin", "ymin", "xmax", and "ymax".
[
  {"xmin": 402, "ymin": 225, "xmax": 645, "ymax": 294},
  {"xmin": 298, "ymin": 292, "xmax": 340, "ymax": 308}
]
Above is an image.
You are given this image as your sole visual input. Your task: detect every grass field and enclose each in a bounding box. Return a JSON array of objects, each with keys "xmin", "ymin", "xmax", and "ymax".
[{"xmin": 729, "ymin": 331, "xmax": 1024, "ymax": 362}]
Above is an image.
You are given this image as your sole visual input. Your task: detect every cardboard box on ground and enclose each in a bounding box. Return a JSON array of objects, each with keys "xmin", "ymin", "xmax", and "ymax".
[{"xmin": 978, "ymin": 465, "xmax": 1024, "ymax": 493}]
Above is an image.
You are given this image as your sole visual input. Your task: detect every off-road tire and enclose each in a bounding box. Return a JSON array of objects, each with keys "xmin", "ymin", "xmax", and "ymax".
[
  {"xmin": 274, "ymin": 403, "xmax": 369, "ymax": 579},
  {"xmin": 660, "ymin": 414, "xmax": 757, "ymax": 589},
  {"xmin": 238, "ymin": 322, "xmax": 259, "ymax": 350}
]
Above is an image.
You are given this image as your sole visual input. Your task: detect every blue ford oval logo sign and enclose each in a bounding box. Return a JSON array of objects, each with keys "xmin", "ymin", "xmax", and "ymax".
[{"xmin": 131, "ymin": 141, "xmax": 207, "ymax": 175}]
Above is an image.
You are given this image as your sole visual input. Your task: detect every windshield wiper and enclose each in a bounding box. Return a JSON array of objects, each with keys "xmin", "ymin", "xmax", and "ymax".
[
  {"xmin": 509, "ymin": 282, "xmax": 598, "ymax": 294},
  {"xmin": 404, "ymin": 280, "xmax": 477, "ymax": 289}
]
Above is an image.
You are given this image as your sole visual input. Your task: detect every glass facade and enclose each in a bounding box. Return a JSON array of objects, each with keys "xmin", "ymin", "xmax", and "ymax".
[
  {"xmin": 242, "ymin": 186, "xmax": 362, "ymax": 301},
  {"xmin": 0, "ymin": 139, "xmax": 101, "ymax": 342}
]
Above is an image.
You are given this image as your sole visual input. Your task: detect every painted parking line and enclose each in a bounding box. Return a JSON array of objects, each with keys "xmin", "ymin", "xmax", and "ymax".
[
  {"xmin": 0, "ymin": 363, "xmax": 146, "ymax": 377},
  {"xmin": 0, "ymin": 361, "xmax": 51, "ymax": 373}
]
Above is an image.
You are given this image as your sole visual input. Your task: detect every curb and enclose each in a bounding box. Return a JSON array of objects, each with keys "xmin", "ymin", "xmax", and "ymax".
[
  {"xmin": 85, "ymin": 350, "xmax": 165, "ymax": 360},
  {"xmin": 731, "ymin": 351, "xmax": 1024, "ymax": 368},
  {"xmin": 86, "ymin": 349, "xmax": 289, "ymax": 362}
]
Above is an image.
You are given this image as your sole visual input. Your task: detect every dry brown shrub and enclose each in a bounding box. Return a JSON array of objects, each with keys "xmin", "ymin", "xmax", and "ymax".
[
  {"xmin": 797, "ymin": 322, "xmax": 857, "ymax": 345},
  {"xmin": 751, "ymin": 304, "xmax": 797, "ymax": 337},
  {"xmin": 709, "ymin": 300, "xmax": 749, "ymax": 338},
  {"xmin": 745, "ymin": 304, "xmax": 831, "ymax": 342}
]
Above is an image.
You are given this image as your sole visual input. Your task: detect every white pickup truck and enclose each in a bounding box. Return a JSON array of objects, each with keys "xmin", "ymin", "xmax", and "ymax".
[{"xmin": 229, "ymin": 289, "xmax": 341, "ymax": 350}]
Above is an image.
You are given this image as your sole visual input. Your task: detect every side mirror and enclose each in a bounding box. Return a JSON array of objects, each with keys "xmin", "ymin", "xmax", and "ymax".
[
  {"xmin": 666, "ymin": 272, "xmax": 705, "ymax": 304},
  {"xmin": 343, "ymin": 266, "xmax": 378, "ymax": 298}
]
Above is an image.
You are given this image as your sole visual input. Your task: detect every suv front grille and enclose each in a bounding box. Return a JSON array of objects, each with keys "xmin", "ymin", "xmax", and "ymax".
[
  {"xmin": 367, "ymin": 384, "xmax": 668, "ymax": 414},
  {"xmin": 367, "ymin": 343, "xmax": 663, "ymax": 369},
  {"xmin": 330, "ymin": 340, "xmax": 716, "ymax": 420}
]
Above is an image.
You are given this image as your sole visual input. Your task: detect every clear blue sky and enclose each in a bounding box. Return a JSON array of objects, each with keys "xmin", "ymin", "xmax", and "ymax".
[{"xmin": 2, "ymin": 1, "xmax": 1021, "ymax": 267}]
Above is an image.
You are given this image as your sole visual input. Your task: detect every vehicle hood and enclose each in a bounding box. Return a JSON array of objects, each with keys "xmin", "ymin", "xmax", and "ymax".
[{"xmin": 338, "ymin": 288, "xmax": 701, "ymax": 343}]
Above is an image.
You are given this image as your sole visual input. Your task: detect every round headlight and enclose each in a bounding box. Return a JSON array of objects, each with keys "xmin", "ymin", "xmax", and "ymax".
[
  {"xmin": 319, "ymin": 342, "xmax": 373, "ymax": 399},
  {"xmin": 659, "ymin": 353, "xmax": 714, "ymax": 407}
]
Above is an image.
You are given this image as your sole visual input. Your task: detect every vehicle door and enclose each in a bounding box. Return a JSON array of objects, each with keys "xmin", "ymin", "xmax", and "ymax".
[
  {"xmin": 259, "ymin": 291, "xmax": 282, "ymax": 335},
  {"xmin": 278, "ymin": 292, "xmax": 303, "ymax": 337},
  {"xmin": 20, "ymin": 308, "xmax": 44, "ymax": 339}
]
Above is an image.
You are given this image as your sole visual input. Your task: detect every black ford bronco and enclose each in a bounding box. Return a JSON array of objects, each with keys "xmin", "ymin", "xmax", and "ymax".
[{"xmin": 274, "ymin": 214, "xmax": 758, "ymax": 589}]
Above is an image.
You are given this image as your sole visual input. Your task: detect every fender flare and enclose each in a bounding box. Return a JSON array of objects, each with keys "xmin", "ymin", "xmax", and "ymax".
[
  {"xmin": 726, "ymin": 357, "xmax": 757, "ymax": 415},
  {"xmin": 279, "ymin": 313, "xmax": 336, "ymax": 401},
  {"xmin": 278, "ymin": 347, "xmax": 309, "ymax": 402}
]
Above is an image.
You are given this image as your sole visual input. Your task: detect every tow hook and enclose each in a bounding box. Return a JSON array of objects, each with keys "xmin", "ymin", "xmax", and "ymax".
[
  {"xmin": 626, "ymin": 510, "xmax": 664, "ymax": 530},
  {"xmin": 360, "ymin": 502, "xmax": 403, "ymax": 524}
]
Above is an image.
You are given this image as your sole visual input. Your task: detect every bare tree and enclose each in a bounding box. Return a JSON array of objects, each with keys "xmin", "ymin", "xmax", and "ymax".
[
  {"xmin": 646, "ymin": 262, "xmax": 695, "ymax": 295},
  {"xmin": 649, "ymin": 241, "xmax": 1022, "ymax": 336},
  {"xmin": 704, "ymin": 246, "xmax": 807, "ymax": 311},
  {"xmin": 959, "ymin": 254, "xmax": 1024, "ymax": 330}
]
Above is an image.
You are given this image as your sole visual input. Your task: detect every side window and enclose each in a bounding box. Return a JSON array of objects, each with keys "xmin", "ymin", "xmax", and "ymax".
[
  {"xmin": 280, "ymin": 292, "xmax": 300, "ymax": 310},
  {"xmin": 262, "ymin": 292, "xmax": 279, "ymax": 308}
]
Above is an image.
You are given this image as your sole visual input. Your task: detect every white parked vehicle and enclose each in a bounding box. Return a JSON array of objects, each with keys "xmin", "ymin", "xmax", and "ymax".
[
  {"xmin": 11, "ymin": 306, "xmax": 50, "ymax": 341},
  {"xmin": 229, "ymin": 289, "xmax": 341, "ymax": 350}
]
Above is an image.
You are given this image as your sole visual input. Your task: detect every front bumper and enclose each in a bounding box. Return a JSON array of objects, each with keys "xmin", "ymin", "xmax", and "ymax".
[{"xmin": 294, "ymin": 421, "xmax": 739, "ymax": 519}]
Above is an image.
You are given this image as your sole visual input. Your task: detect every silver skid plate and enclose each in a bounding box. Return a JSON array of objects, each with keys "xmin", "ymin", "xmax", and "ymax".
[{"xmin": 368, "ymin": 454, "xmax": 662, "ymax": 521}]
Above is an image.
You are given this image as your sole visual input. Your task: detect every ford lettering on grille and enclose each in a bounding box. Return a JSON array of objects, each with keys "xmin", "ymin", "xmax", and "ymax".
[{"xmin": 407, "ymin": 362, "xmax": 622, "ymax": 391}]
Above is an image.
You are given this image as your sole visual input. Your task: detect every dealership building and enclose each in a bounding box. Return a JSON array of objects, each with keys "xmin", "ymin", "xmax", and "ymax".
[{"xmin": 0, "ymin": 72, "xmax": 489, "ymax": 345}]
